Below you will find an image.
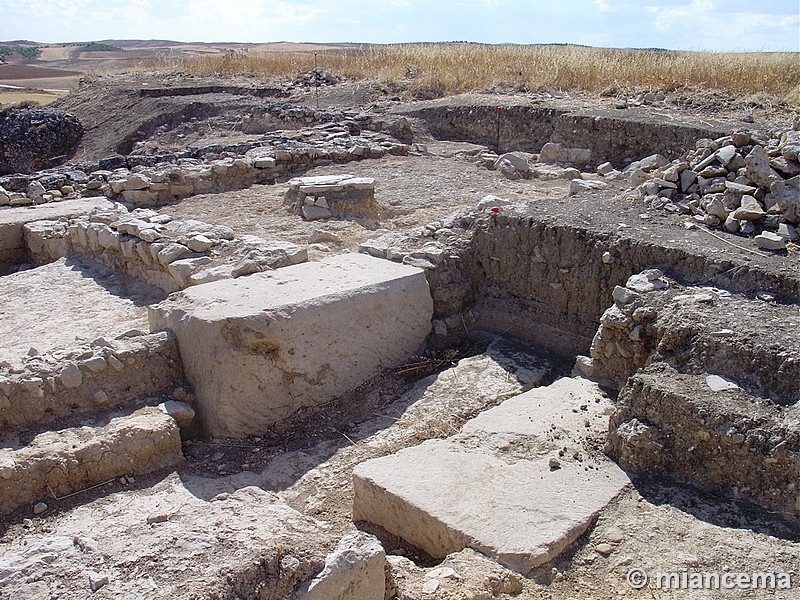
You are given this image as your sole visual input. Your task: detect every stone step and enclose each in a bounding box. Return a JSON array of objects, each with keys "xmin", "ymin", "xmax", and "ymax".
[
  {"xmin": 149, "ymin": 252, "xmax": 433, "ymax": 438},
  {"xmin": 0, "ymin": 471, "xmax": 385, "ymax": 599},
  {"xmin": 0, "ymin": 406, "xmax": 184, "ymax": 515},
  {"xmin": 353, "ymin": 377, "xmax": 630, "ymax": 574},
  {"xmin": 607, "ymin": 361, "xmax": 800, "ymax": 521}
]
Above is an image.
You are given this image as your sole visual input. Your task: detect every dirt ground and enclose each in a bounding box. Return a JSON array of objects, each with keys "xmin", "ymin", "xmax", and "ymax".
[{"xmin": 158, "ymin": 151, "xmax": 569, "ymax": 259}]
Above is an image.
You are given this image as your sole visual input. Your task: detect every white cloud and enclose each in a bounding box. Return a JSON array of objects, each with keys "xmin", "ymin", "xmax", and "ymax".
[
  {"xmin": 646, "ymin": 0, "xmax": 715, "ymax": 30},
  {"xmin": 596, "ymin": 0, "xmax": 613, "ymax": 12}
]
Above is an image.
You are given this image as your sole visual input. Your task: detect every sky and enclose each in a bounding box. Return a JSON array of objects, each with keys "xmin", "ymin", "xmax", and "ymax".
[{"xmin": 0, "ymin": 0, "xmax": 798, "ymax": 51}]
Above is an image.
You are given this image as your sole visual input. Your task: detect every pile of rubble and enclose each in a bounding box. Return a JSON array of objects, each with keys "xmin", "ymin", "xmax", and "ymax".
[
  {"xmin": 0, "ymin": 107, "xmax": 83, "ymax": 175},
  {"xmin": 292, "ymin": 68, "xmax": 343, "ymax": 87},
  {"xmin": 623, "ymin": 128, "xmax": 800, "ymax": 250}
]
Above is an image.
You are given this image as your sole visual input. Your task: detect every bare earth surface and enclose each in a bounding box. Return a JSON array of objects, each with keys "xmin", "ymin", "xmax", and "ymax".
[{"xmin": 160, "ymin": 153, "xmax": 569, "ymax": 258}]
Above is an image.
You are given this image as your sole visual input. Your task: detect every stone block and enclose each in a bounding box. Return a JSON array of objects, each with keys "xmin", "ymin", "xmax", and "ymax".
[
  {"xmin": 149, "ymin": 253, "xmax": 433, "ymax": 437},
  {"xmin": 353, "ymin": 377, "xmax": 629, "ymax": 574}
]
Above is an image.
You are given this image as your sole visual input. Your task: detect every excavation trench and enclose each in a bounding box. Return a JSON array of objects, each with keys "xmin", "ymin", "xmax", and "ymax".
[
  {"xmin": 394, "ymin": 96, "xmax": 732, "ymax": 167},
  {"xmin": 1, "ymin": 99, "xmax": 798, "ymax": 597}
]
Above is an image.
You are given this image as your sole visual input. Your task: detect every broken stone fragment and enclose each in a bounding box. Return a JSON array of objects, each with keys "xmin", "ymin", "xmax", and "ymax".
[
  {"xmin": 59, "ymin": 363, "xmax": 83, "ymax": 388},
  {"xmin": 745, "ymin": 145, "xmax": 781, "ymax": 188},
  {"xmin": 731, "ymin": 195, "xmax": 766, "ymax": 221}
]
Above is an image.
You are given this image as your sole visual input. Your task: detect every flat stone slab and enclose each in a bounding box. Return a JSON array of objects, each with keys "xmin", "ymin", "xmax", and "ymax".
[
  {"xmin": 288, "ymin": 174, "xmax": 376, "ymax": 194},
  {"xmin": 149, "ymin": 253, "xmax": 432, "ymax": 438},
  {"xmin": 353, "ymin": 377, "xmax": 630, "ymax": 574}
]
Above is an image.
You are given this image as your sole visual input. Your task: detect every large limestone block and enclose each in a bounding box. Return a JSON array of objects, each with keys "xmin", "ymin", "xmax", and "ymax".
[
  {"xmin": 352, "ymin": 378, "xmax": 630, "ymax": 574},
  {"xmin": 149, "ymin": 253, "xmax": 433, "ymax": 438}
]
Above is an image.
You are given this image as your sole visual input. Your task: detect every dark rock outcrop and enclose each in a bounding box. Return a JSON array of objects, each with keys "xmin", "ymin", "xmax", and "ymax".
[{"xmin": 0, "ymin": 107, "xmax": 83, "ymax": 175}]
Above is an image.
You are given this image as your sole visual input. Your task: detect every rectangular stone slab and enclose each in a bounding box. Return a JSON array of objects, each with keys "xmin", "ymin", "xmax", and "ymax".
[
  {"xmin": 352, "ymin": 377, "xmax": 630, "ymax": 574},
  {"xmin": 149, "ymin": 253, "xmax": 432, "ymax": 438}
]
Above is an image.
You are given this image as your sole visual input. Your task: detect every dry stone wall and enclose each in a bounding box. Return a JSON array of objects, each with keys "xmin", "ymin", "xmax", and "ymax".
[
  {"xmin": 23, "ymin": 205, "xmax": 307, "ymax": 293},
  {"xmin": 0, "ymin": 125, "xmax": 409, "ymax": 210},
  {"xmin": 397, "ymin": 99, "xmax": 729, "ymax": 167},
  {"xmin": 0, "ymin": 331, "xmax": 184, "ymax": 432}
]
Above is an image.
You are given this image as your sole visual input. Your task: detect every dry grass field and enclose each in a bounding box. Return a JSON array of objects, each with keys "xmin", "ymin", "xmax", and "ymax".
[
  {"xmin": 0, "ymin": 89, "xmax": 66, "ymax": 106},
  {"xmin": 162, "ymin": 43, "xmax": 800, "ymax": 104}
]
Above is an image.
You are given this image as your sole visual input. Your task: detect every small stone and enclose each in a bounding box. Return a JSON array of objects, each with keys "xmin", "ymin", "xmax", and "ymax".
[
  {"xmin": 595, "ymin": 542, "xmax": 614, "ymax": 556},
  {"xmin": 93, "ymin": 390, "xmax": 110, "ymax": 406},
  {"xmin": 421, "ymin": 579, "xmax": 440, "ymax": 594},
  {"xmin": 22, "ymin": 518, "xmax": 33, "ymax": 528},
  {"xmin": 754, "ymin": 231, "xmax": 787, "ymax": 251},
  {"xmin": 159, "ymin": 400, "xmax": 195, "ymax": 429},
  {"xmin": 87, "ymin": 571, "xmax": 109, "ymax": 592},
  {"xmin": 569, "ymin": 179, "xmax": 607, "ymax": 195},
  {"xmin": 549, "ymin": 458, "xmax": 561, "ymax": 471},
  {"xmin": 601, "ymin": 251, "xmax": 613, "ymax": 264},
  {"xmin": 427, "ymin": 566, "xmax": 458, "ymax": 580},
  {"xmin": 107, "ymin": 354, "xmax": 125, "ymax": 371},
  {"xmin": 146, "ymin": 512, "xmax": 170, "ymax": 525},
  {"xmin": 756, "ymin": 291, "xmax": 776, "ymax": 302},
  {"xmin": 626, "ymin": 273, "xmax": 668, "ymax": 293},
  {"xmin": 612, "ymin": 285, "xmax": 638, "ymax": 305},
  {"xmin": 715, "ymin": 145, "xmax": 737, "ymax": 165},
  {"xmin": 302, "ymin": 205, "xmax": 332, "ymax": 221},
  {"xmin": 605, "ymin": 527, "xmax": 625, "ymax": 543},
  {"xmin": 776, "ymin": 223, "xmax": 799, "ymax": 241},
  {"xmin": 83, "ymin": 356, "xmax": 107, "ymax": 373},
  {"xmin": 739, "ymin": 220, "xmax": 755, "ymax": 235},
  {"xmin": 732, "ymin": 195, "xmax": 766, "ymax": 221},
  {"xmin": 59, "ymin": 363, "xmax": 83, "ymax": 388},
  {"xmin": 33, "ymin": 502, "xmax": 48, "ymax": 515},
  {"xmin": 706, "ymin": 374, "xmax": 739, "ymax": 392},
  {"xmin": 187, "ymin": 234, "xmax": 214, "ymax": 253}
]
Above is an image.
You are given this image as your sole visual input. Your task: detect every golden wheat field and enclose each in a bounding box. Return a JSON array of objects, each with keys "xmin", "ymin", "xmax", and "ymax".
[{"xmin": 160, "ymin": 44, "xmax": 800, "ymax": 103}]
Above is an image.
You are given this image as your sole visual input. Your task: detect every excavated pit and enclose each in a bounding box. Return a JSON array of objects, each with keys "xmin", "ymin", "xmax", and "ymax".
[{"xmin": 1, "ymin": 83, "xmax": 798, "ymax": 599}]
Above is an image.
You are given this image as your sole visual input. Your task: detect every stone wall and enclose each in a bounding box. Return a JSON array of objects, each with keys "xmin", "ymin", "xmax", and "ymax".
[
  {"xmin": 0, "ymin": 331, "xmax": 184, "ymax": 432},
  {"xmin": 0, "ymin": 127, "xmax": 409, "ymax": 210},
  {"xmin": 23, "ymin": 206, "xmax": 307, "ymax": 293}
]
